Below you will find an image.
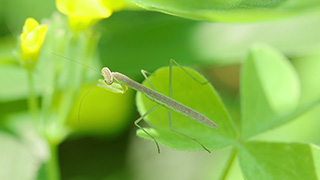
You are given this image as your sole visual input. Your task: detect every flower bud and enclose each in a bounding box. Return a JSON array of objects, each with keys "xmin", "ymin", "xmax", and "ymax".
[{"xmin": 20, "ymin": 18, "xmax": 47, "ymax": 67}]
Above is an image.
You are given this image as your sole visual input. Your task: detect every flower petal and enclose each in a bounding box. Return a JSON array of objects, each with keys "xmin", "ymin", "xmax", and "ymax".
[
  {"xmin": 20, "ymin": 18, "xmax": 47, "ymax": 63},
  {"xmin": 56, "ymin": 0, "xmax": 112, "ymax": 18},
  {"xmin": 22, "ymin": 18, "xmax": 40, "ymax": 34}
]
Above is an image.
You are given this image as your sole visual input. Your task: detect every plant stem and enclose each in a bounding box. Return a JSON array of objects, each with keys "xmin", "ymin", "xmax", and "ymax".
[
  {"xmin": 45, "ymin": 143, "xmax": 60, "ymax": 180},
  {"xmin": 219, "ymin": 148, "xmax": 237, "ymax": 180},
  {"xmin": 58, "ymin": 35, "xmax": 81, "ymax": 125},
  {"xmin": 27, "ymin": 69, "xmax": 40, "ymax": 128}
]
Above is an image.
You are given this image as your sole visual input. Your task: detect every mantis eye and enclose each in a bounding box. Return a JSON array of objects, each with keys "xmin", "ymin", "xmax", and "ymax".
[{"xmin": 97, "ymin": 79, "xmax": 127, "ymax": 94}]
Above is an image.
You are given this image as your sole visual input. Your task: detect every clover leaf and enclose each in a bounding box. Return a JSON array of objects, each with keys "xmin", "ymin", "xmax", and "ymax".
[{"xmin": 136, "ymin": 66, "xmax": 238, "ymax": 151}]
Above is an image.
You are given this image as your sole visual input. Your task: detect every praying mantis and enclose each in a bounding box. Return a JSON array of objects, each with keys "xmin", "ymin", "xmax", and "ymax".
[{"xmin": 54, "ymin": 53, "xmax": 218, "ymax": 153}]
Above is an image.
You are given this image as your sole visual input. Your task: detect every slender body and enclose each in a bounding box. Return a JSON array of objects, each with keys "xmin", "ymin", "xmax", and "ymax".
[
  {"xmin": 53, "ymin": 53, "xmax": 217, "ymax": 153},
  {"xmin": 109, "ymin": 70, "xmax": 218, "ymax": 129}
]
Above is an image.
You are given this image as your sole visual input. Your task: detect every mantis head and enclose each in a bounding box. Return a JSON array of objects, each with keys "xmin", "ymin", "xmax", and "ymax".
[{"xmin": 98, "ymin": 67, "xmax": 128, "ymax": 94}]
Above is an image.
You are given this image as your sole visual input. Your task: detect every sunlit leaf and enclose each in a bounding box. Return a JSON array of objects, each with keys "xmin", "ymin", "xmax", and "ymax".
[
  {"xmin": 241, "ymin": 44, "xmax": 300, "ymax": 139},
  {"xmin": 238, "ymin": 141, "xmax": 320, "ymax": 179},
  {"xmin": 130, "ymin": 0, "xmax": 320, "ymax": 22},
  {"xmin": 190, "ymin": 12, "xmax": 320, "ymax": 65},
  {"xmin": 0, "ymin": 132, "xmax": 39, "ymax": 180},
  {"xmin": 293, "ymin": 55, "xmax": 320, "ymax": 105},
  {"xmin": 0, "ymin": 113, "xmax": 48, "ymax": 180},
  {"xmin": 136, "ymin": 66, "xmax": 237, "ymax": 151}
]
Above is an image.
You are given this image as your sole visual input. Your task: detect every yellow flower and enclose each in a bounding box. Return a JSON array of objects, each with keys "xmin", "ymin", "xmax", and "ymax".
[
  {"xmin": 20, "ymin": 18, "xmax": 47, "ymax": 65},
  {"xmin": 56, "ymin": 0, "xmax": 125, "ymax": 31}
]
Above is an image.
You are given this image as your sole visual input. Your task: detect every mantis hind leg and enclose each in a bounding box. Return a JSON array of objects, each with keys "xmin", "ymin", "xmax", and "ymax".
[
  {"xmin": 168, "ymin": 109, "xmax": 211, "ymax": 153},
  {"xmin": 168, "ymin": 61, "xmax": 211, "ymax": 153},
  {"xmin": 134, "ymin": 105, "xmax": 161, "ymax": 153},
  {"xmin": 141, "ymin": 63, "xmax": 211, "ymax": 153}
]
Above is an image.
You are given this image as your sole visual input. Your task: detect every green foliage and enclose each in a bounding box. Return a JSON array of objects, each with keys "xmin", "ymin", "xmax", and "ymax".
[
  {"xmin": 1, "ymin": 0, "xmax": 320, "ymax": 179},
  {"xmin": 2, "ymin": 0, "xmax": 55, "ymax": 31},
  {"xmin": 238, "ymin": 142, "xmax": 320, "ymax": 179},
  {"xmin": 241, "ymin": 44, "xmax": 300, "ymax": 138},
  {"xmin": 136, "ymin": 44, "xmax": 320, "ymax": 178},
  {"xmin": 0, "ymin": 113, "xmax": 48, "ymax": 180},
  {"xmin": 0, "ymin": 12, "xmax": 135, "ymax": 180},
  {"xmin": 0, "ymin": 65, "xmax": 43, "ymax": 102},
  {"xmin": 99, "ymin": 11, "xmax": 320, "ymax": 74},
  {"xmin": 293, "ymin": 55, "xmax": 320, "ymax": 105},
  {"xmin": 130, "ymin": 0, "xmax": 320, "ymax": 22},
  {"xmin": 136, "ymin": 66, "xmax": 237, "ymax": 151}
]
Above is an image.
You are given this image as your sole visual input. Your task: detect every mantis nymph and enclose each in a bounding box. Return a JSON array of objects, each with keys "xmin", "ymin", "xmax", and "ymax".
[{"xmin": 54, "ymin": 54, "xmax": 218, "ymax": 153}]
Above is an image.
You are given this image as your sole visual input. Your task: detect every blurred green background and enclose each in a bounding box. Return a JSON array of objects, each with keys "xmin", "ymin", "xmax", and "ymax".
[{"xmin": 1, "ymin": 0, "xmax": 320, "ymax": 179}]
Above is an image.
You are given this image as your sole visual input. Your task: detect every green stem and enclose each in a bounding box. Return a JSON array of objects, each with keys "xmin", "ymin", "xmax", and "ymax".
[
  {"xmin": 58, "ymin": 35, "xmax": 81, "ymax": 124},
  {"xmin": 45, "ymin": 143, "xmax": 60, "ymax": 180},
  {"xmin": 27, "ymin": 69, "xmax": 40, "ymax": 128},
  {"xmin": 219, "ymin": 148, "xmax": 237, "ymax": 180},
  {"xmin": 58, "ymin": 32, "xmax": 90, "ymax": 125}
]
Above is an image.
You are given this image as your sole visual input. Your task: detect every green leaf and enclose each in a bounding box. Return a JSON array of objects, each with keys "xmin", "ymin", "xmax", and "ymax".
[
  {"xmin": 238, "ymin": 141, "xmax": 320, "ymax": 179},
  {"xmin": 136, "ymin": 66, "xmax": 237, "ymax": 151},
  {"xmin": 293, "ymin": 55, "xmax": 320, "ymax": 105},
  {"xmin": 0, "ymin": 132, "xmax": 39, "ymax": 180},
  {"xmin": 0, "ymin": 113, "xmax": 48, "ymax": 180},
  {"xmin": 241, "ymin": 44, "xmax": 300, "ymax": 138},
  {"xmin": 190, "ymin": 12, "xmax": 320, "ymax": 65},
  {"xmin": 130, "ymin": 0, "xmax": 320, "ymax": 22}
]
